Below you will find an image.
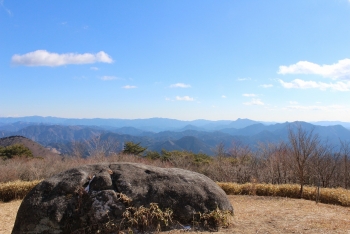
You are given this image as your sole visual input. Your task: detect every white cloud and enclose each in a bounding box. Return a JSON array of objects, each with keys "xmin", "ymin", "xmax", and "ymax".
[
  {"xmin": 279, "ymin": 79, "xmax": 350, "ymax": 91},
  {"xmin": 122, "ymin": 85, "xmax": 137, "ymax": 89},
  {"xmin": 242, "ymin": 93, "xmax": 257, "ymax": 97},
  {"xmin": 100, "ymin": 76, "xmax": 119, "ymax": 81},
  {"xmin": 261, "ymin": 84, "xmax": 273, "ymax": 88},
  {"xmin": 90, "ymin": 66, "xmax": 99, "ymax": 71},
  {"xmin": 243, "ymin": 98, "xmax": 264, "ymax": 106},
  {"xmin": 237, "ymin": 77, "xmax": 251, "ymax": 81},
  {"xmin": 176, "ymin": 96, "xmax": 194, "ymax": 101},
  {"xmin": 289, "ymin": 101, "xmax": 298, "ymax": 105},
  {"xmin": 11, "ymin": 50, "xmax": 113, "ymax": 67},
  {"xmin": 286, "ymin": 104, "xmax": 346, "ymax": 112},
  {"xmin": 221, "ymin": 95, "xmax": 227, "ymax": 98},
  {"xmin": 169, "ymin": 83, "xmax": 191, "ymax": 88},
  {"xmin": 278, "ymin": 59, "xmax": 350, "ymax": 80}
]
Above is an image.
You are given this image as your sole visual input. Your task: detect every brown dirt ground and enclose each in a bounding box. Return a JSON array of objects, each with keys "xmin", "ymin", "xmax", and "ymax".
[
  {"xmin": 1, "ymin": 195, "xmax": 349, "ymax": 234},
  {"xmin": 0, "ymin": 200, "xmax": 21, "ymax": 234}
]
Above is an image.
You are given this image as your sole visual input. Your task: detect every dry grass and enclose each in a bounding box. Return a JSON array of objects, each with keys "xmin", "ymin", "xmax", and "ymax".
[
  {"xmin": 2, "ymin": 195, "xmax": 350, "ymax": 234},
  {"xmin": 163, "ymin": 195, "xmax": 350, "ymax": 234},
  {"xmin": 193, "ymin": 207, "xmax": 233, "ymax": 232},
  {"xmin": 0, "ymin": 180, "xmax": 41, "ymax": 202},
  {"xmin": 119, "ymin": 203, "xmax": 174, "ymax": 232},
  {"xmin": 229, "ymin": 195, "xmax": 350, "ymax": 234},
  {"xmin": 218, "ymin": 182, "xmax": 350, "ymax": 207},
  {"xmin": 2, "ymin": 180, "xmax": 350, "ymax": 208}
]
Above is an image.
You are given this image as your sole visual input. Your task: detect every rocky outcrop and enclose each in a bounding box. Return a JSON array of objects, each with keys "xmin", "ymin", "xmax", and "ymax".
[{"xmin": 12, "ymin": 162, "xmax": 233, "ymax": 233}]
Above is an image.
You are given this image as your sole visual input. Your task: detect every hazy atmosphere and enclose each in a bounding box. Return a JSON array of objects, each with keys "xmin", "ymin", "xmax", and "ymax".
[{"xmin": 2, "ymin": 0, "xmax": 350, "ymax": 121}]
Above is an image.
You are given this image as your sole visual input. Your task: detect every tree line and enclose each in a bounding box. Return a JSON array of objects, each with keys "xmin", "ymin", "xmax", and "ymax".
[
  {"xmin": 120, "ymin": 126, "xmax": 350, "ymax": 197},
  {"xmin": 2, "ymin": 125, "xmax": 349, "ymax": 196}
]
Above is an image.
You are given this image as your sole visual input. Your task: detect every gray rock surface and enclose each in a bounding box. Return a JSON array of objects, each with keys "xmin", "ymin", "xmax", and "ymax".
[{"xmin": 12, "ymin": 162, "xmax": 233, "ymax": 233}]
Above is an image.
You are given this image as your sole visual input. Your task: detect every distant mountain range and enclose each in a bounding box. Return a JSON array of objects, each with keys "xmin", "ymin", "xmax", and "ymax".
[
  {"xmin": 1, "ymin": 117, "xmax": 350, "ymax": 156},
  {"xmin": 0, "ymin": 116, "xmax": 274, "ymax": 132}
]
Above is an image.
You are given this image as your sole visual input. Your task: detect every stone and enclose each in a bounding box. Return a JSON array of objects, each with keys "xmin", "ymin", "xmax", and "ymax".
[{"xmin": 12, "ymin": 162, "xmax": 233, "ymax": 233}]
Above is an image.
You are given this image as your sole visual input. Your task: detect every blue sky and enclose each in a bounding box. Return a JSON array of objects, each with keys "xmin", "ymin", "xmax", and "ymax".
[{"xmin": 1, "ymin": 0, "xmax": 350, "ymax": 122}]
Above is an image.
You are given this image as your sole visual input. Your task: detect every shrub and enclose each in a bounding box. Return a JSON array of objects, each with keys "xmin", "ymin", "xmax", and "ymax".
[{"xmin": 0, "ymin": 144, "xmax": 33, "ymax": 160}]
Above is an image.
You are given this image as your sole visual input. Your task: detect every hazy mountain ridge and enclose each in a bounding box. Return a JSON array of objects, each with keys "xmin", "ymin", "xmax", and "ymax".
[
  {"xmin": 0, "ymin": 117, "xmax": 269, "ymax": 132},
  {"xmin": 14, "ymin": 125, "xmax": 104, "ymax": 145},
  {"xmin": 1, "ymin": 117, "xmax": 350, "ymax": 156}
]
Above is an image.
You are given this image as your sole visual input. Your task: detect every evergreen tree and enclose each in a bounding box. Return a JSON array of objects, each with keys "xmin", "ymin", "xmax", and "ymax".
[
  {"xmin": 0, "ymin": 144, "xmax": 33, "ymax": 160},
  {"xmin": 122, "ymin": 142, "xmax": 147, "ymax": 156}
]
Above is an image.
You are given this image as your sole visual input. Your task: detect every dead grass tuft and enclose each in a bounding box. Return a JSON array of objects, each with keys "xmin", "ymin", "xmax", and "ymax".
[
  {"xmin": 218, "ymin": 182, "xmax": 350, "ymax": 206},
  {"xmin": 0, "ymin": 180, "xmax": 41, "ymax": 202},
  {"xmin": 120, "ymin": 202, "xmax": 173, "ymax": 232},
  {"xmin": 193, "ymin": 207, "xmax": 233, "ymax": 232}
]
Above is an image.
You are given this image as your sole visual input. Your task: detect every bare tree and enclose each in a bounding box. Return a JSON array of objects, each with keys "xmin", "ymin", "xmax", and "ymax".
[
  {"xmin": 287, "ymin": 125, "xmax": 320, "ymax": 198},
  {"xmin": 213, "ymin": 142, "xmax": 232, "ymax": 182},
  {"xmin": 78, "ymin": 135, "xmax": 120, "ymax": 158},
  {"xmin": 259, "ymin": 142, "xmax": 291, "ymax": 184},
  {"xmin": 340, "ymin": 140, "xmax": 350, "ymax": 189},
  {"xmin": 228, "ymin": 141, "xmax": 256, "ymax": 183},
  {"xmin": 310, "ymin": 143, "xmax": 339, "ymax": 188},
  {"xmin": 71, "ymin": 140, "xmax": 86, "ymax": 158}
]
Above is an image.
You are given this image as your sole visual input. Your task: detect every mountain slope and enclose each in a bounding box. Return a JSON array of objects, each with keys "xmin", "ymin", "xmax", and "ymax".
[
  {"xmin": 175, "ymin": 136, "xmax": 213, "ymax": 154},
  {"xmin": 0, "ymin": 136, "xmax": 60, "ymax": 157},
  {"xmin": 14, "ymin": 125, "xmax": 104, "ymax": 145}
]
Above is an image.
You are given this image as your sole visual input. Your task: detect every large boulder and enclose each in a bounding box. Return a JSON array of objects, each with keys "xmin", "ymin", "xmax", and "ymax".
[{"xmin": 12, "ymin": 162, "xmax": 233, "ymax": 233}]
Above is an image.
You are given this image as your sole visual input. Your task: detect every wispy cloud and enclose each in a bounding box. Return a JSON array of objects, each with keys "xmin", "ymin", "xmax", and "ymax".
[
  {"xmin": 169, "ymin": 83, "xmax": 191, "ymax": 88},
  {"xmin": 243, "ymin": 98, "xmax": 264, "ymax": 106},
  {"xmin": 279, "ymin": 79, "xmax": 350, "ymax": 91},
  {"xmin": 221, "ymin": 95, "xmax": 227, "ymax": 98},
  {"xmin": 242, "ymin": 93, "xmax": 257, "ymax": 97},
  {"xmin": 285, "ymin": 104, "xmax": 346, "ymax": 111},
  {"xmin": 11, "ymin": 50, "xmax": 113, "ymax": 67},
  {"xmin": 289, "ymin": 101, "xmax": 298, "ymax": 105},
  {"xmin": 176, "ymin": 96, "xmax": 194, "ymax": 101},
  {"xmin": 278, "ymin": 59, "xmax": 350, "ymax": 80},
  {"xmin": 260, "ymin": 84, "xmax": 273, "ymax": 88},
  {"xmin": 0, "ymin": 0, "xmax": 12, "ymax": 16},
  {"xmin": 122, "ymin": 85, "xmax": 137, "ymax": 89},
  {"xmin": 237, "ymin": 77, "xmax": 251, "ymax": 81},
  {"xmin": 90, "ymin": 67, "xmax": 99, "ymax": 71},
  {"xmin": 100, "ymin": 76, "xmax": 119, "ymax": 81}
]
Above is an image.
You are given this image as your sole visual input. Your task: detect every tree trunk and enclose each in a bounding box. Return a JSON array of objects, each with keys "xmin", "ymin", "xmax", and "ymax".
[{"xmin": 299, "ymin": 185, "xmax": 304, "ymax": 198}]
